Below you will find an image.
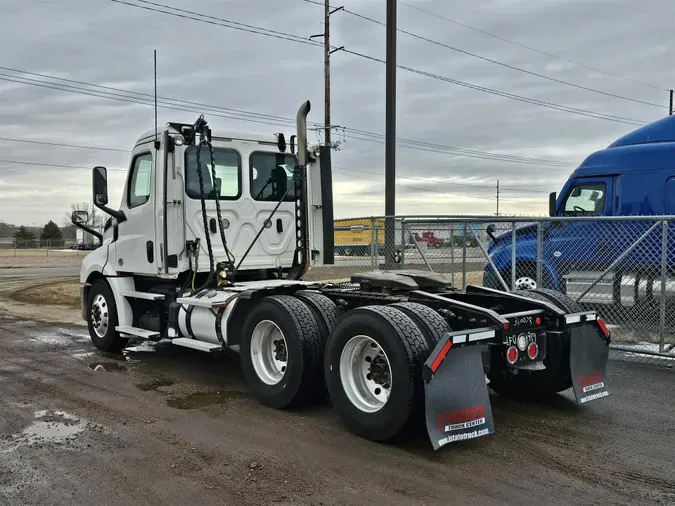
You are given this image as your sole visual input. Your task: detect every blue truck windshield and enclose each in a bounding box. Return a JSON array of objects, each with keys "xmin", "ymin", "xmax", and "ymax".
[{"xmin": 563, "ymin": 183, "xmax": 606, "ymax": 216}]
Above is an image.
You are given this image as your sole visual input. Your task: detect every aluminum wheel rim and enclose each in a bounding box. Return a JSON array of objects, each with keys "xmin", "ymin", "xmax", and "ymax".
[
  {"xmin": 515, "ymin": 276, "xmax": 537, "ymax": 290},
  {"xmin": 339, "ymin": 335, "xmax": 392, "ymax": 413},
  {"xmin": 250, "ymin": 320, "xmax": 287, "ymax": 385},
  {"xmin": 90, "ymin": 294, "xmax": 109, "ymax": 338}
]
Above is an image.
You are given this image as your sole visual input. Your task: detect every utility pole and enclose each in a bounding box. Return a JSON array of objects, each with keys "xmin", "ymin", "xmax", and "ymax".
[
  {"xmin": 384, "ymin": 0, "xmax": 397, "ymax": 266},
  {"xmin": 669, "ymin": 89, "xmax": 673, "ymax": 116},
  {"xmin": 496, "ymin": 180, "xmax": 500, "ymax": 216},
  {"xmin": 324, "ymin": 0, "xmax": 331, "ymax": 147},
  {"xmin": 311, "ymin": 3, "xmax": 343, "ymax": 147}
]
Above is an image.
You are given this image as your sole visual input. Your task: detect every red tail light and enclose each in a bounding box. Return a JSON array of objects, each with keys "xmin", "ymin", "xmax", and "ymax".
[
  {"xmin": 503, "ymin": 322, "xmax": 510, "ymax": 331},
  {"xmin": 506, "ymin": 346, "xmax": 518, "ymax": 364},
  {"xmin": 535, "ymin": 317, "xmax": 542, "ymax": 325},
  {"xmin": 527, "ymin": 342, "xmax": 539, "ymax": 360},
  {"xmin": 597, "ymin": 318, "xmax": 610, "ymax": 339}
]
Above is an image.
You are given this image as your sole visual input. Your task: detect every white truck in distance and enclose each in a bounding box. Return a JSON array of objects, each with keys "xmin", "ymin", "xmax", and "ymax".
[{"xmin": 72, "ymin": 101, "xmax": 612, "ymax": 450}]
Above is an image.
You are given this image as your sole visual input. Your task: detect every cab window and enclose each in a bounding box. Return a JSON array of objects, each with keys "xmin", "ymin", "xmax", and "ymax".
[
  {"xmin": 563, "ymin": 183, "xmax": 606, "ymax": 216},
  {"xmin": 185, "ymin": 146, "xmax": 241, "ymax": 200},
  {"xmin": 250, "ymin": 152, "xmax": 297, "ymax": 202},
  {"xmin": 128, "ymin": 153, "xmax": 153, "ymax": 208}
]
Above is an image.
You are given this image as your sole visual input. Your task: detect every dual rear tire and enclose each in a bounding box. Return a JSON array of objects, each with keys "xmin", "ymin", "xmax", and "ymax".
[{"xmin": 240, "ymin": 295, "xmax": 451, "ymax": 442}]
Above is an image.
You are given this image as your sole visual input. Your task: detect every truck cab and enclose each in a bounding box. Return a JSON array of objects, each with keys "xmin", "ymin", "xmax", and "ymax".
[{"xmin": 486, "ymin": 114, "xmax": 675, "ymax": 306}]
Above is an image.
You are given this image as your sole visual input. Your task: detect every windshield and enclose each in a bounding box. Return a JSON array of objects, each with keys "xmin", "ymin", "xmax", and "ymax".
[
  {"xmin": 250, "ymin": 152, "xmax": 298, "ymax": 202},
  {"xmin": 563, "ymin": 183, "xmax": 606, "ymax": 216},
  {"xmin": 185, "ymin": 146, "xmax": 241, "ymax": 200}
]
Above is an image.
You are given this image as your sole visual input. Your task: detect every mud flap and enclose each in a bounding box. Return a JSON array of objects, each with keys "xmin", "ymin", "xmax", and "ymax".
[
  {"xmin": 569, "ymin": 323, "xmax": 610, "ymax": 405},
  {"xmin": 424, "ymin": 342, "xmax": 495, "ymax": 450}
]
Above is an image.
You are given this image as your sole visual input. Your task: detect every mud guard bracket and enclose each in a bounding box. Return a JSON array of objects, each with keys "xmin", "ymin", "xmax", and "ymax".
[{"xmin": 423, "ymin": 329, "xmax": 496, "ymax": 450}]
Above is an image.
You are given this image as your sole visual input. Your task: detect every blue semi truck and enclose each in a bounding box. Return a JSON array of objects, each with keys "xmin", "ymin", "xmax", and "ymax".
[{"xmin": 485, "ymin": 114, "xmax": 675, "ymax": 308}]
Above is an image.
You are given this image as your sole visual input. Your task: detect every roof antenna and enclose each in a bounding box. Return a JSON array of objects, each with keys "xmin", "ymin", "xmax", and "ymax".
[{"xmin": 153, "ymin": 49, "xmax": 160, "ymax": 150}]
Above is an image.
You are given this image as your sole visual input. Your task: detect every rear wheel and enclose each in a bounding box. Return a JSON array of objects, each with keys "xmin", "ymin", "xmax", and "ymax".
[
  {"xmin": 324, "ymin": 306, "xmax": 429, "ymax": 442},
  {"xmin": 240, "ymin": 295, "xmax": 324, "ymax": 408},
  {"xmin": 87, "ymin": 280, "xmax": 127, "ymax": 352},
  {"xmin": 390, "ymin": 302, "xmax": 450, "ymax": 349},
  {"xmin": 487, "ymin": 288, "xmax": 577, "ymax": 400}
]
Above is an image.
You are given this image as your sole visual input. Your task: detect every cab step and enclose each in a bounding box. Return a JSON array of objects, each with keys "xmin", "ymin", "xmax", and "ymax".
[
  {"xmin": 115, "ymin": 326, "xmax": 161, "ymax": 340},
  {"xmin": 171, "ymin": 338, "xmax": 222, "ymax": 352},
  {"xmin": 119, "ymin": 290, "xmax": 165, "ymax": 301}
]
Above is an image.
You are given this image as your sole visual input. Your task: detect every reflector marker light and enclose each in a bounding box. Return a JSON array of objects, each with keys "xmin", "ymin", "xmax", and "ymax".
[{"xmin": 430, "ymin": 341, "xmax": 453, "ymax": 373}]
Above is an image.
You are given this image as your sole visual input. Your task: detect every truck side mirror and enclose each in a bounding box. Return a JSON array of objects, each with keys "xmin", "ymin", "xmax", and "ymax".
[
  {"xmin": 548, "ymin": 192, "xmax": 557, "ymax": 217},
  {"xmin": 92, "ymin": 165, "xmax": 126, "ymax": 223},
  {"xmin": 93, "ymin": 166, "xmax": 109, "ymax": 206},
  {"xmin": 71, "ymin": 210, "xmax": 89, "ymax": 225}
]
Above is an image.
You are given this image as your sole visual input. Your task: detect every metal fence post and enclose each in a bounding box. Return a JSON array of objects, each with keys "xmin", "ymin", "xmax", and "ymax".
[
  {"xmin": 370, "ymin": 217, "xmax": 376, "ymax": 270},
  {"xmin": 660, "ymin": 220, "xmax": 668, "ymax": 353},
  {"xmin": 400, "ymin": 219, "xmax": 406, "ymax": 266},
  {"xmin": 511, "ymin": 221, "xmax": 516, "ymax": 291},
  {"xmin": 47, "ymin": 240, "xmax": 49, "ymax": 257},
  {"xmin": 536, "ymin": 222, "xmax": 543, "ymax": 287},
  {"xmin": 450, "ymin": 225, "xmax": 455, "ymax": 287},
  {"xmin": 462, "ymin": 223, "xmax": 467, "ymax": 290}
]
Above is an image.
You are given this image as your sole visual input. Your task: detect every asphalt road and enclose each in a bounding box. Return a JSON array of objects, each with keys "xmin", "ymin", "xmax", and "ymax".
[{"xmin": 0, "ymin": 315, "xmax": 673, "ymax": 505}]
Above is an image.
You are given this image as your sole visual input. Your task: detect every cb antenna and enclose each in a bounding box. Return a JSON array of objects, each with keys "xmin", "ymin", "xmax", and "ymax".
[{"xmin": 153, "ymin": 49, "xmax": 159, "ymax": 150}]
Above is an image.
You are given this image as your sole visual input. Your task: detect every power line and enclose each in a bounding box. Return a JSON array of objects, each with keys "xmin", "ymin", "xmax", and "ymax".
[
  {"xmin": 110, "ymin": 0, "xmax": 652, "ymax": 126},
  {"xmin": 0, "ymin": 68, "xmax": 579, "ymax": 167},
  {"xmin": 0, "ymin": 158, "xmax": 127, "ymax": 172},
  {"xmin": 342, "ymin": 48, "xmax": 650, "ymax": 126},
  {"xmin": 398, "ymin": 1, "xmax": 667, "ymax": 92},
  {"xmin": 328, "ymin": 4, "xmax": 665, "ymax": 109},
  {"xmin": 0, "ymin": 136, "xmax": 128, "ymax": 152}
]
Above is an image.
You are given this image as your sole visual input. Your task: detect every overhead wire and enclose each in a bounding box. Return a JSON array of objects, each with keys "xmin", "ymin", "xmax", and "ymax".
[
  {"xmin": 109, "ymin": 0, "xmax": 653, "ymax": 126},
  {"xmin": 327, "ymin": 4, "xmax": 664, "ymax": 109},
  {"xmin": 0, "ymin": 68, "xmax": 579, "ymax": 167},
  {"xmin": 398, "ymin": 1, "xmax": 667, "ymax": 92}
]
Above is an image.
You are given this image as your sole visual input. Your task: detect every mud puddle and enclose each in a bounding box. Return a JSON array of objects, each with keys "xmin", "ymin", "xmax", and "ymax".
[
  {"xmin": 136, "ymin": 378, "xmax": 175, "ymax": 391},
  {"xmin": 1, "ymin": 410, "xmax": 88, "ymax": 453}
]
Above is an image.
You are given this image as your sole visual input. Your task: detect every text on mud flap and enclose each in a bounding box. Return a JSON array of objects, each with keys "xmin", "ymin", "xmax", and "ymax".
[{"xmin": 437, "ymin": 404, "xmax": 486, "ymax": 433}]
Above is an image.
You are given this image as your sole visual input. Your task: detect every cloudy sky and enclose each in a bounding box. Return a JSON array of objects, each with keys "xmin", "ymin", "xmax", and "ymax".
[{"xmin": 0, "ymin": 0, "xmax": 672, "ymax": 226}]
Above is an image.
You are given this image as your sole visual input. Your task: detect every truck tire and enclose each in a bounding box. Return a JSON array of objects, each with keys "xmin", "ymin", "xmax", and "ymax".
[
  {"xmin": 324, "ymin": 306, "xmax": 429, "ymax": 442},
  {"xmin": 295, "ymin": 291, "xmax": 338, "ymax": 344},
  {"xmin": 240, "ymin": 295, "xmax": 324, "ymax": 409},
  {"xmin": 86, "ymin": 279, "xmax": 128, "ymax": 352},
  {"xmin": 487, "ymin": 288, "xmax": 577, "ymax": 400},
  {"xmin": 390, "ymin": 302, "xmax": 450, "ymax": 348}
]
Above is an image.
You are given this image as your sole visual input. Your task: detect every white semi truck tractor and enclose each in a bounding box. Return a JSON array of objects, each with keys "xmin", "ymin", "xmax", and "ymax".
[{"xmin": 72, "ymin": 101, "xmax": 612, "ymax": 450}]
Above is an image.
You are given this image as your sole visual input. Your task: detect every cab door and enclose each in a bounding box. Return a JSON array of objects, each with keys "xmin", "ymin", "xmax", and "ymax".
[{"xmin": 114, "ymin": 148, "xmax": 159, "ymax": 275}]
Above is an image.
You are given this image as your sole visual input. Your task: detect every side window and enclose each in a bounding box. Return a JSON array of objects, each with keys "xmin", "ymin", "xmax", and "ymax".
[
  {"xmin": 250, "ymin": 152, "xmax": 297, "ymax": 202},
  {"xmin": 128, "ymin": 153, "xmax": 153, "ymax": 208},
  {"xmin": 185, "ymin": 147, "xmax": 241, "ymax": 200},
  {"xmin": 563, "ymin": 183, "xmax": 606, "ymax": 216}
]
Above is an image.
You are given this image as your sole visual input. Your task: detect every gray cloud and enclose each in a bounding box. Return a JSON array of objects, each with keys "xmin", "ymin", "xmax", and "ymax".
[{"xmin": 0, "ymin": 0, "xmax": 672, "ymax": 225}]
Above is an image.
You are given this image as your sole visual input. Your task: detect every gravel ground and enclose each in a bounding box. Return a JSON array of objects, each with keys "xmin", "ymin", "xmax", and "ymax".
[
  {"xmin": 0, "ymin": 311, "xmax": 673, "ymax": 505},
  {"xmin": 0, "ymin": 256, "xmax": 84, "ymax": 269}
]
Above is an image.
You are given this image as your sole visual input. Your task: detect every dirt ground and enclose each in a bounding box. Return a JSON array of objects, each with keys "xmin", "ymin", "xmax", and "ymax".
[{"xmin": 0, "ymin": 279, "xmax": 674, "ymax": 505}]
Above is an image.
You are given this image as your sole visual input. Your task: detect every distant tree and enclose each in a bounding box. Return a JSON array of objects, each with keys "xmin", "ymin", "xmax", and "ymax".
[
  {"xmin": 13, "ymin": 226, "xmax": 37, "ymax": 248},
  {"xmin": 40, "ymin": 220, "xmax": 63, "ymax": 244},
  {"xmin": 0, "ymin": 222, "xmax": 15, "ymax": 238}
]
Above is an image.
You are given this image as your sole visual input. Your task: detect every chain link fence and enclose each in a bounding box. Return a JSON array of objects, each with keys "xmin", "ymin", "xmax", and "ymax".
[
  {"xmin": 308, "ymin": 215, "xmax": 675, "ymax": 364},
  {"xmin": 0, "ymin": 239, "xmax": 84, "ymax": 257}
]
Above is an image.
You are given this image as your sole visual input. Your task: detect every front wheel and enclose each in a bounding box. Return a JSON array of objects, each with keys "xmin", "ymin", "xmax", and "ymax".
[
  {"xmin": 87, "ymin": 279, "xmax": 127, "ymax": 352},
  {"xmin": 324, "ymin": 306, "xmax": 429, "ymax": 442}
]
